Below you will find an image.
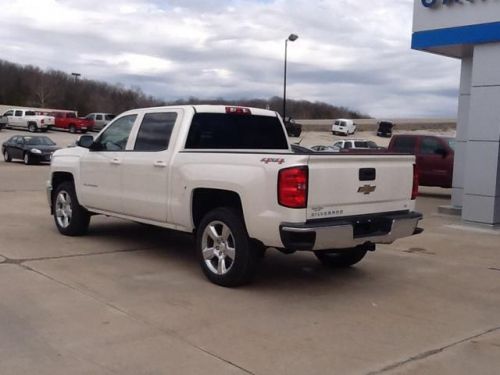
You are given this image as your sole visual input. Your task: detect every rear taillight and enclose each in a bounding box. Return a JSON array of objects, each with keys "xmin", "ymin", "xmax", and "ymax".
[
  {"xmin": 278, "ymin": 166, "xmax": 308, "ymax": 208},
  {"xmin": 412, "ymin": 164, "xmax": 419, "ymax": 200},
  {"xmin": 225, "ymin": 106, "xmax": 251, "ymax": 115}
]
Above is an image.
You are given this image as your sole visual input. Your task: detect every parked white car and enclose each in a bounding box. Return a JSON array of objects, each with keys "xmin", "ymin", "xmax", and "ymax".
[
  {"xmin": 47, "ymin": 105, "xmax": 422, "ymax": 286},
  {"xmin": 332, "ymin": 119, "xmax": 356, "ymax": 136},
  {"xmin": 333, "ymin": 139, "xmax": 384, "ymax": 150},
  {"xmin": 1, "ymin": 109, "xmax": 54, "ymax": 132}
]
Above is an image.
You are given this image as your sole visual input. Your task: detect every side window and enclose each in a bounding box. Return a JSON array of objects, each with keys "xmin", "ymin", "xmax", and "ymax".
[
  {"xmin": 94, "ymin": 115, "xmax": 137, "ymax": 151},
  {"xmin": 15, "ymin": 110, "xmax": 23, "ymax": 116},
  {"xmin": 354, "ymin": 141, "xmax": 368, "ymax": 148},
  {"xmin": 392, "ymin": 137, "xmax": 417, "ymax": 154},
  {"xmin": 96, "ymin": 114, "xmax": 103, "ymax": 121},
  {"xmin": 10, "ymin": 136, "xmax": 18, "ymax": 143},
  {"xmin": 420, "ymin": 137, "xmax": 441, "ymax": 155},
  {"xmin": 134, "ymin": 112, "xmax": 177, "ymax": 152},
  {"xmin": 4, "ymin": 110, "xmax": 13, "ymax": 116},
  {"xmin": 344, "ymin": 142, "xmax": 352, "ymax": 149},
  {"xmin": 17, "ymin": 137, "xmax": 25, "ymax": 145}
]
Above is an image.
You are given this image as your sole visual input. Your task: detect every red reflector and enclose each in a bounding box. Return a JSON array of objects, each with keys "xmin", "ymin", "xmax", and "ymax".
[
  {"xmin": 225, "ymin": 106, "xmax": 251, "ymax": 115},
  {"xmin": 412, "ymin": 164, "xmax": 419, "ymax": 200},
  {"xmin": 278, "ymin": 166, "xmax": 308, "ymax": 208}
]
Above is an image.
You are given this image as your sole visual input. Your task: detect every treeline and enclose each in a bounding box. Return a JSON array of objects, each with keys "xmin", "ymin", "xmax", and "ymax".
[{"xmin": 0, "ymin": 59, "xmax": 368, "ymax": 119}]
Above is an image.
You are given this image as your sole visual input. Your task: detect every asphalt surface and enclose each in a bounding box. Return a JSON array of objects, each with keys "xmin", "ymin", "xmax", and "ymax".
[{"xmin": 0, "ymin": 127, "xmax": 498, "ymax": 375}]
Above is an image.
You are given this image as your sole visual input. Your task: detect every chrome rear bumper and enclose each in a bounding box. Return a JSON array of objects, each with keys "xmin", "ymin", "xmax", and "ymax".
[{"xmin": 280, "ymin": 211, "xmax": 423, "ymax": 251}]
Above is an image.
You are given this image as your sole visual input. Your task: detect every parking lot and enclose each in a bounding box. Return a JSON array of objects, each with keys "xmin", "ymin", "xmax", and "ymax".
[{"xmin": 0, "ymin": 127, "xmax": 499, "ymax": 375}]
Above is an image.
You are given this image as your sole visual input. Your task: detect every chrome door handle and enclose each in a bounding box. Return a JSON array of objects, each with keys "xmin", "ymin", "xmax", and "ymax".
[
  {"xmin": 110, "ymin": 158, "xmax": 121, "ymax": 165},
  {"xmin": 153, "ymin": 161, "xmax": 167, "ymax": 168}
]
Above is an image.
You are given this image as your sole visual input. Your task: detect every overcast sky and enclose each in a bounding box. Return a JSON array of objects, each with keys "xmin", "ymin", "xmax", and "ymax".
[{"xmin": 1, "ymin": 0, "xmax": 461, "ymax": 118}]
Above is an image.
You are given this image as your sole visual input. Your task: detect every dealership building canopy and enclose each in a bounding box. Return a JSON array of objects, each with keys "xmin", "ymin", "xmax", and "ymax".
[{"xmin": 412, "ymin": 0, "xmax": 500, "ymax": 226}]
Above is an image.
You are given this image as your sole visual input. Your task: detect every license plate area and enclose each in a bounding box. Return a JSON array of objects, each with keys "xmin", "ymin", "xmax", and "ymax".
[{"xmin": 353, "ymin": 217, "xmax": 392, "ymax": 238}]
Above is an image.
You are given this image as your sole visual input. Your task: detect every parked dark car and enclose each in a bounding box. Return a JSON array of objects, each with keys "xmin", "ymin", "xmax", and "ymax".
[
  {"xmin": 284, "ymin": 117, "xmax": 302, "ymax": 137},
  {"xmin": 377, "ymin": 121, "xmax": 393, "ymax": 138},
  {"xmin": 290, "ymin": 143, "xmax": 311, "ymax": 153},
  {"xmin": 2, "ymin": 135, "xmax": 60, "ymax": 165},
  {"xmin": 387, "ymin": 134, "xmax": 455, "ymax": 188}
]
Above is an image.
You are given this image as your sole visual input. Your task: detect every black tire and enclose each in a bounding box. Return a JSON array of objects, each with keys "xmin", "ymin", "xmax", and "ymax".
[
  {"xmin": 69, "ymin": 125, "xmax": 76, "ymax": 134},
  {"xmin": 28, "ymin": 123, "xmax": 37, "ymax": 133},
  {"xmin": 23, "ymin": 152, "xmax": 31, "ymax": 165},
  {"xmin": 3, "ymin": 149, "xmax": 11, "ymax": 162},
  {"xmin": 196, "ymin": 207, "xmax": 259, "ymax": 287},
  {"xmin": 314, "ymin": 246, "xmax": 368, "ymax": 268},
  {"xmin": 52, "ymin": 181, "xmax": 90, "ymax": 236}
]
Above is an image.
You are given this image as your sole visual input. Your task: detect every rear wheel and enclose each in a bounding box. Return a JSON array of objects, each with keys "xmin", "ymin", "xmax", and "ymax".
[
  {"xmin": 53, "ymin": 181, "xmax": 90, "ymax": 236},
  {"xmin": 3, "ymin": 149, "xmax": 11, "ymax": 162},
  {"xmin": 196, "ymin": 207, "xmax": 259, "ymax": 287},
  {"xmin": 314, "ymin": 246, "xmax": 368, "ymax": 268}
]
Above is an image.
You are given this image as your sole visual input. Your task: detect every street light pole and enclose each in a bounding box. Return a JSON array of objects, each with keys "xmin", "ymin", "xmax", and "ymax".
[
  {"xmin": 283, "ymin": 33, "xmax": 298, "ymax": 120},
  {"xmin": 71, "ymin": 72, "xmax": 81, "ymax": 83}
]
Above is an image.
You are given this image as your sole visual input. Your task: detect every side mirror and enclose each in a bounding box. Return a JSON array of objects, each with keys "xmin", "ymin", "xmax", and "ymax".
[
  {"xmin": 435, "ymin": 148, "xmax": 448, "ymax": 158},
  {"xmin": 77, "ymin": 135, "xmax": 94, "ymax": 149}
]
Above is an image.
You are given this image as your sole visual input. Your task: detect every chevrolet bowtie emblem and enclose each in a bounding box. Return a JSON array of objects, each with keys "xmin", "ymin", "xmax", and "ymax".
[{"xmin": 358, "ymin": 185, "xmax": 376, "ymax": 195}]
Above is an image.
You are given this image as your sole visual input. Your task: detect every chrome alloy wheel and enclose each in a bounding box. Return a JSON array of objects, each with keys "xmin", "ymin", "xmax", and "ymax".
[
  {"xmin": 202, "ymin": 221, "xmax": 236, "ymax": 275},
  {"xmin": 55, "ymin": 191, "xmax": 73, "ymax": 228}
]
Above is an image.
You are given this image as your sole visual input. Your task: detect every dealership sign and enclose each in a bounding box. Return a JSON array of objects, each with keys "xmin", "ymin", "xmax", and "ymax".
[{"xmin": 422, "ymin": 0, "xmax": 487, "ymax": 8}]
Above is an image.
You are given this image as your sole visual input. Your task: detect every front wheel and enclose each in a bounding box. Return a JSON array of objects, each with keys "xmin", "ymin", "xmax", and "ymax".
[
  {"xmin": 69, "ymin": 125, "xmax": 76, "ymax": 133},
  {"xmin": 23, "ymin": 153, "xmax": 31, "ymax": 165},
  {"xmin": 28, "ymin": 123, "xmax": 37, "ymax": 132},
  {"xmin": 53, "ymin": 182, "xmax": 90, "ymax": 236},
  {"xmin": 314, "ymin": 246, "xmax": 368, "ymax": 268},
  {"xmin": 196, "ymin": 207, "xmax": 259, "ymax": 287}
]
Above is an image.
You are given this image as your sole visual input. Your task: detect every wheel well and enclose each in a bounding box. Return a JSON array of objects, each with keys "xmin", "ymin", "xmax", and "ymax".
[{"xmin": 192, "ymin": 188, "xmax": 244, "ymax": 230}]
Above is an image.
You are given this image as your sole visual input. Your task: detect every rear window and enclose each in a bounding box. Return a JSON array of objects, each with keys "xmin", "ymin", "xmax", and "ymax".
[
  {"xmin": 25, "ymin": 111, "xmax": 36, "ymax": 116},
  {"xmin": 392, "ymin": 137, "xmax": 417, "ymax": 153},
  {"xmin": 185, "ymin": 113, "xmax": 288, "ymax": 150}
]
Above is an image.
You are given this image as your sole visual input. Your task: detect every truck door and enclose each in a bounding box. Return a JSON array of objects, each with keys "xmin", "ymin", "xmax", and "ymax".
[
  {"xmin": 13, "ymin": 110, "xmax": 24, "ymax": 128},
  {"xmin": 120, "ymin": 110, "xmax": 181, "ymax": 222},
  {"xmin": 417, "ymin": 136, "xmax": 452, "ymax": 187},
  {"xmin": 79, "ymin": 114, "xmax": 137, "ymax": 213}
]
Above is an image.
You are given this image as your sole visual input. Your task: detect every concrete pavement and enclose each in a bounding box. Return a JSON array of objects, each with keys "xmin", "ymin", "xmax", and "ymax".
[{"xmin": 0, "ymin": 128, "xmax": 498, "ymax": 375}]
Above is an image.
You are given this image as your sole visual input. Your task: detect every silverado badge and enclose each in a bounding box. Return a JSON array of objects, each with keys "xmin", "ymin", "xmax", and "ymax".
[{"xmin": 358, "ymin": 184, "xmax": 376, "ymax": 195}]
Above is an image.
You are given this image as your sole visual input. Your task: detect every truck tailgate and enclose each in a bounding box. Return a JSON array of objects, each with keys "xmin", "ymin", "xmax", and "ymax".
[{"xmin": 307, "ymin": 154, "xmax": 415, "ymax": 220}]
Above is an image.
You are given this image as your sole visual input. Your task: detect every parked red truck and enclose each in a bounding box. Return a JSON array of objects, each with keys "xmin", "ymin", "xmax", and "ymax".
[
  {"xmin": 387, "ymin": 134, "xmax": 455, "ymax": 188},
  {"xmin": 51, "ymin": 112, "xmax": 93, "ymax": 133}
]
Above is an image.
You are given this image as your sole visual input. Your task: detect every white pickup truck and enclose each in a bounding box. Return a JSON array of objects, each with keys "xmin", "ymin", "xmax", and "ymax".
[
  {"xmin": 1, "ymin": 109, "xmax": 55, "ymax": 132},
  {"xmin": 47, "ymin": 105, "xmax": 422, "ymax": 286}
]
